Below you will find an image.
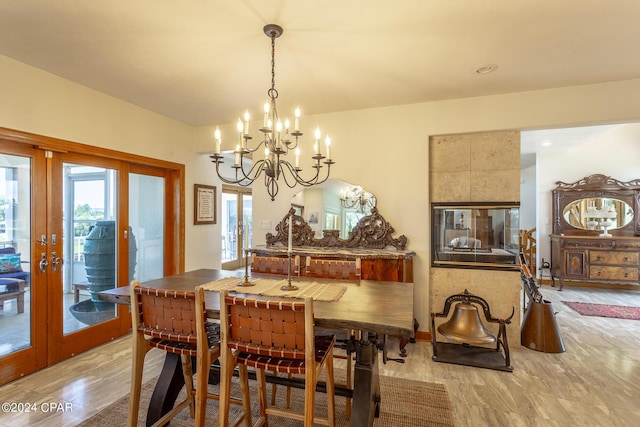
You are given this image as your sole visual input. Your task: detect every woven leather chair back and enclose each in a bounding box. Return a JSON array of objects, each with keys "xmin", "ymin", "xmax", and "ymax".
[
  {"xmin": 223, "ymin": 294, "xmax": 310, "ymax": 360},
  {"xmin": 133, "ymin": 286, "xmax": 202, "ymax": 345}
]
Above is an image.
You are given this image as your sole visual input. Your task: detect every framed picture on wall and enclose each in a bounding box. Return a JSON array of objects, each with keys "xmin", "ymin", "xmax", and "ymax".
[{"xmin": 194, "ymin": 184, "xmax": 216, "ymax": 225}]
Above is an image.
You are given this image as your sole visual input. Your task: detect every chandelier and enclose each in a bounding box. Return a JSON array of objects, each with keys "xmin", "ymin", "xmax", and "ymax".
[
  {"xmin": 340, "ymin": 186, "xmax": 376, "ymax": 213},
  {"xmin": 210, "ymin": 24, "xmax": 334, "ymax": 201}
]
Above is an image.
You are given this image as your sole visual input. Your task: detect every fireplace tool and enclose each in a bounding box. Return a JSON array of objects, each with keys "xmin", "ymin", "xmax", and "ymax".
[{"xmin": 519, "ymin": 253, "xmax": 565, "ymax": 353}]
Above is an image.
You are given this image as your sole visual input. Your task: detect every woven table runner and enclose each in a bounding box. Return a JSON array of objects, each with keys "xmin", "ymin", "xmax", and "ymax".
[{"xmin": 201, "ymin": 277, "xmax": 347, "ymax": 302}]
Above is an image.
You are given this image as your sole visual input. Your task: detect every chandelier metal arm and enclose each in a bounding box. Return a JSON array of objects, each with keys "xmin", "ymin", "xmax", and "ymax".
[
  {"xmin": 210, "ymin": 155, "xmax": 267, "ymax": 186},
  {"xmin": 264, "ymin": 170, "xmax": 280, "ymax": 201},
  {"xmin": 279, "ymin": 158, "xmax": 333, "ymax": 189}
]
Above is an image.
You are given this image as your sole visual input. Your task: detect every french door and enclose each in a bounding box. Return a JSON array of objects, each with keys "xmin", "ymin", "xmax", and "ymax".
[
  {"xmin": 221, "ymin": 185, "xmax": 252, "ymax": 270},
  {"xmin": 0, "ymin": 129, "xmax": 183, "ymax": 385}
]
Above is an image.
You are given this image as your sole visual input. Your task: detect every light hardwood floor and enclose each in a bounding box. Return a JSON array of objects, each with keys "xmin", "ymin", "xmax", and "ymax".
[{"xmin": 1, "ymin": 284, "xmax": 639, "ymax": 426}]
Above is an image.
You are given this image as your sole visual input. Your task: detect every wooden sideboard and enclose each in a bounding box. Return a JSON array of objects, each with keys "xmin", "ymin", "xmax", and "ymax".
[
  {"xmin": 250, "ymin": 246, "xmax": 415, "ymax": 283},
  {"xmin": 550, "ymin": 235, "xmax": 640, "ymax": 289},
  {"xmin": 549, "ymin": 174, "xmax": 640, "ymax": 290}
]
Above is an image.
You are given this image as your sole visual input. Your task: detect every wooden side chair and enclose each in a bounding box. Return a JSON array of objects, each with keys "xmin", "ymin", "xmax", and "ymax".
[
  {"xmin": 127, "ymin": 281, "xmax": 250, "ymax": 427},
  {"xmin": 218, "ymin": 290, "xmax": 336, "ymax": 427}
]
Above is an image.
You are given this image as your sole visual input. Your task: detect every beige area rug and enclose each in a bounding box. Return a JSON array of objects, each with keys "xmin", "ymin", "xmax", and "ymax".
[
  {"xmin": 201, "ymin": 277, "xmax": 348, "ymax": 302},
  {"xmin": 78, "ymin": 373, "xmax": 455, "ymax": 427}
]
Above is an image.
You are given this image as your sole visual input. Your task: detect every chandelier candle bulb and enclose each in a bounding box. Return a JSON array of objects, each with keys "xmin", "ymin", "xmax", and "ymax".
[
  {"xmin": 237, "ymin": 119, "xmax": 244, "ymax": 149},
  {"xmin": 295, "ymin": 148, "xmax": 300, "ymax": 168},
  {"xmin": 314, "ymin": 127, "xmax": 321, "ymax": 155},
  {"xmin": 235, "ymin": 145, "xmax": 240, "ymax": 166},
  {"xmin": 214, "ymin": 127, "xmax": 221, "ymax": 154},
  {"xmin": 325, "ymin": 136, "xmax": 331, "ymax": 159},
  {"xmin": 263, "ymin": 102, "xmax": 269, "ymax": 127},
  {"xmin": 243, "ymin": 110, "xmax": 250, "ymax": 134},
  {"xmin": 276, "ymin": 120, "xmax": 283, "ymax": 149},
  {"xmin": 294, "ymin": 107, "xmax": 300, "ymax": 131}
]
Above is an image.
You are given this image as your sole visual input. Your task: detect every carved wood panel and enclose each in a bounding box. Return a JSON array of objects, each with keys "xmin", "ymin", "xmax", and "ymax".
[{"xmin": 266, "ymin": 207, "xmax": 408, "ymax": 250}]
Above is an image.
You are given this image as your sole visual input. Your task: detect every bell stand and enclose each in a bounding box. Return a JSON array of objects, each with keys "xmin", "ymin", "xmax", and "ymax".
[{"xmin": 431, "ymin": 289, "xmax": 514, "ymax": 372}]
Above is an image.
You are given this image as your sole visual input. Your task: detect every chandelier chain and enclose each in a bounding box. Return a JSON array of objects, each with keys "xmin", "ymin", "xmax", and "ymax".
[{"xmin": 269, "ymin": 30, "xmax": 278, "ymax": 100}]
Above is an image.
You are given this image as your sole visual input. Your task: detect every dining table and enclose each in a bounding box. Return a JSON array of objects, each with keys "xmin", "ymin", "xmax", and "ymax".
[{"xmin": 99, "ymin": 268, "xmax": 415, "ymax": 427}]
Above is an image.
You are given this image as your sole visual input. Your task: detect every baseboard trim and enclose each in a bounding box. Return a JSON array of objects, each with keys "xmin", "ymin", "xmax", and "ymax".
[
  {"xmin": 414, "ymin": 330, "xmax": 431, "ymax": 342},
  {"xmin": 541, "ymin": 279, "xmax": 640, "ymax": 291}
]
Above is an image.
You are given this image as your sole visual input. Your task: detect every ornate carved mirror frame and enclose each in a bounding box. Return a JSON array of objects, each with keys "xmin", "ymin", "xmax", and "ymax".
[
  {"xmin": 266, "ymin": 207, "xmax": 408, "ymax": 250},
  {"xmin": 552, "ymin": 174, "xmax": 640, "ymax": 236}
]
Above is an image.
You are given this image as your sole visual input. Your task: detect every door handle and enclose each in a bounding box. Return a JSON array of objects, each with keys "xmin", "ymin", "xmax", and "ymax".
[
  {"xmin": 39, "ymin": 253, "xmax": 49, "ymax": 273},
  {"xmin": 51, "ymin": 252, "xmax": 63, "ymax": 272}
]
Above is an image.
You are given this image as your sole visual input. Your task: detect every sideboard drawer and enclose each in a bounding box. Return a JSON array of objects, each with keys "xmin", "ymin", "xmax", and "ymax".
[
  {"xmin": 589, "ymin": 251, "xmax": 638, "ymax": 265},
  {"xmin": 561, "ymin": 239, "xmax": 614, "ymax": 250},
  {"xmin": 589, "ymin": 266, "xmax": 639, "ymax": 281}
]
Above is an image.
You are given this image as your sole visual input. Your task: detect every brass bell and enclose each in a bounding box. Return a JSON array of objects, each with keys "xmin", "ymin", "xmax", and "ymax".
[{"xmin": 437, "ymin": 302, "xmax": 497, "ymax": 345}]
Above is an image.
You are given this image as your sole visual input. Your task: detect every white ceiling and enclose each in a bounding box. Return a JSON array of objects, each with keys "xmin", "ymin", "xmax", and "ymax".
[
  {"xmin": 520, "ymin": 123, "xmax": 623, "ymax": 168},
  {"xmin": 1, "ymin": 1, "xmax": 639, "ymax": 129}
]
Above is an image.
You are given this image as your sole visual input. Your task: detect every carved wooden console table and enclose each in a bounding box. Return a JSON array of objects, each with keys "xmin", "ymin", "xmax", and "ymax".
[{"xmin": 253, "ymin": 207, "xmax": 415, "ymax": 283}]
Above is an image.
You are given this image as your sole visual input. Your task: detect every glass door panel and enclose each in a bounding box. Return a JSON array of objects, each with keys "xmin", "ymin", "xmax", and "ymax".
[
  {"xmin": 243, "ymin": 194, "xmax": 252, "ymax": 251},
  {"xmin": 129, "ymin": 173, "xmax": 165, "ymax": 282},
  {"xmin": 221, "ymin": 191, "xmax": 238, "ymax": 265},
  {"xmin": 49, "ymin": 153, "xmax": 128, "ymax": 364},
  {"xmin": 221, "ymin": 187, "xmax": 251, "ymax": 270},
  {"xmin": 0, "ymin": 154, "xmax": 32, "ymax": 356},
  {"xmin": 62, "ymin": 165, "xmax": 117, "ymax": 334}
]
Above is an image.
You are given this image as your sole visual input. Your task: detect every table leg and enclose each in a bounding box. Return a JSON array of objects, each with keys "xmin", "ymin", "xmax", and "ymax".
[
  {"xmin": 350, "ymin": 338, "xmax": 380, "ymax": 427},
  {"xmin": 146, "ymin": 353, "xmax": 184, "ymax": 426}
]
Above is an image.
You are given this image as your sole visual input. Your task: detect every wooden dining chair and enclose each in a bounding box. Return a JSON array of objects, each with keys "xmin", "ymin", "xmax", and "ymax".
[
  {"xmin": 218, "ymin": 290, "xmax": 336, "ymax": 427},
  {"xmin": 127, "ymin": 281, "xmax": 250, "ymax": 427}
]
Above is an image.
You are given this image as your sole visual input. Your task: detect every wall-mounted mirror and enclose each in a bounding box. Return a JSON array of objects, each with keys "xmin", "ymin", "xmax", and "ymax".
[
  {"xmin": 290, "ymin": 179, "xmax": 376, "ymax": 239},
  {"xmin": 552, "ymin": 174, "xmax": 640, "ymax": 236},
  {"xmin": 562, "ymin": 197, "xmax": 634, "ymax": 231}
]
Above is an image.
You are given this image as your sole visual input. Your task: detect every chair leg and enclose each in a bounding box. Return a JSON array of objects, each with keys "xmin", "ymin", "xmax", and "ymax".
[
  {"xmin": 218, "ymin": 349, "xmax": 235, "ymax": 427},
  {"xmin": 326, "ymin": 354, "xmax": 336, "ymax": 427},
  {"xmin": 256, "ymin": 368, "xmax": 269, "ymax": 426},
  {"xmin": 194, "ymin": 351, "xmax": 210, "ymax": 426},
  {"xmin": 180, "ymin": 354, "xmax": 196, "ymax": 419},
  {"xmin": 270, "ymin": 370, "xmax": 277, "ymax": 405},
  {"xmin": 304, "ymin": 372, "xmax": 316, "ymax": 426},
  {"xmin": 286, "ymin": 374, "xmax": 292, "ymax": 409},
  {"xmin": 269, "ymin": 371, "xmax": 292, "ymax": 409},
  {"xmin": 345, "ymin": 349, "xmax": 352, "ymax": 420},
  {"xmin": 127, "ymin": 334, "xmax": 150, "ymax": 427},
  {"xmin": 238, "ymin": 365, "xmax": 253, "ymax": 427}
]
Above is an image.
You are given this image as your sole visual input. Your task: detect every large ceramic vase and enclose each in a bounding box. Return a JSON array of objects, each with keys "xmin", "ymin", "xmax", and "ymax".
[
  {"xmin": 83, "ymin": 220, "xmax": 117, "ymax": 310},
  {"xmin": 83, "ymin": 221, "xmax": 138, "ymax": 307},
  {"xmin": 70, "ymin": 221, "xmax": 136, "ymax": 325}
]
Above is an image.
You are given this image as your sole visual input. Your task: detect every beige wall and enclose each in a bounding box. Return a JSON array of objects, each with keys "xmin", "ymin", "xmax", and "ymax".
[
  {"xmin": 3, "ymin": 52, "xmax": 640, "ymax": 339},
  {"xmin": 429, "ymin": 131, "xmax": 521, "ymax": 346}
]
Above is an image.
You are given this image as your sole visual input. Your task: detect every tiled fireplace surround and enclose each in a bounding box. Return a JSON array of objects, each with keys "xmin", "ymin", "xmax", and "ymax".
[{"xmin": 429, "ymin": 131, "xmax": 522, "ymax": 346}]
